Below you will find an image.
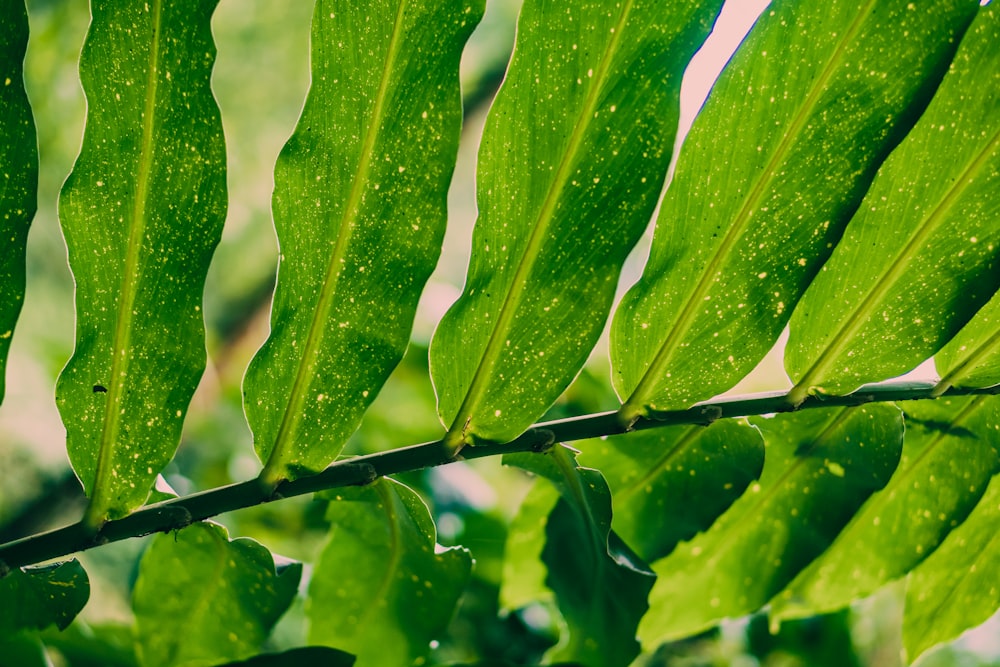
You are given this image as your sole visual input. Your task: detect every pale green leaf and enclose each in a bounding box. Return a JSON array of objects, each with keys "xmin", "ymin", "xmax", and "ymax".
[
  {"xmin": 307, "ymin": 478, "xmax": 472, "ymax": 666},
  {"xmin": 499, "ymin": 478, "xmax": 558, "ymax": 612},
  {"xmin": 935, "ymin": 288, "xmax": 1000, "ymax": 393},
  {"xmin": 430, "ymin": 0, "xmax": 724, "ymax": 450},
  {"xmin": 0, "ymin": 0, "xmax": 35, "ymax": 405},
  {"xmin": 579, "ymin": 420, "xmax": 764, "ymax": 563},
  {"xmin": 0, "ymin": 560, "xmax": 89, "ymax": 636},
  {"xmin": 505, "ymin": 447, "xmax": 654, "ymax": 667},
  {"xmin": 903, "ymin": 470, "xmax": 1000, "ymax": 663},
  {"xmin": 638, "ymin": 405, "xmax": 903, "ymax": 646},
  {"xmin": 612, "ymin": 0, "xmax": 979, "ymax": 419},
  {"xmin": 244, "ymin": 0, "xmax": 483, "ymax": 485},
  {"xmin": 786, "ymin": 3, "xmax": 1000, "ymax": 401},
  {"xmin": 133, "ymin": 522, "xmax": 301, "ymax": 667},
  {"xmin": 771, "ymin": 395, "xmax": 1000, "ymax": 623},
  {"xmin": 55, "ymin": 0, "xmax": 227, "ymax": 524}
]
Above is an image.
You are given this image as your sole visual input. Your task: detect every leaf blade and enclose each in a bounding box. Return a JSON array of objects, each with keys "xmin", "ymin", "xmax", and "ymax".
[
  {"xmin": 132, "ymin": 522, "xmax": 301, "ymax": 667},
  {"xmin": 0, "ymin": 560, "xmax": 89, "ymax": 637},
  {"xmin": 771, "ymin": 395, "xmax": 1000, "ymax": 623},
  {"xmin": 638, "ymin": 405, "xmax": 903, "ymax": 646},
  {"xmin": 307, "ymin": 478, "xmax": 472, "ymax": 666},
  {"xmin": 0, "ymin": 0, "xmax": 36, "ymax": 406},
  {"xmin": 430, "ymin": 0, "xmax": 724, "ymax": 449},
  {"xmin": 244, "ymin": 0, "xmax": 484, "ymax": 484},
  {"xmin": 613, "ymin": 0, "xmax": 981, "ymax": 418},
  {"xmin": 786, "ymin": 2, "xmax": 1000, "ymax": 400},
  {"xmin": 55, "ymin": 0, "xmax": 227, "ymax": 523}
]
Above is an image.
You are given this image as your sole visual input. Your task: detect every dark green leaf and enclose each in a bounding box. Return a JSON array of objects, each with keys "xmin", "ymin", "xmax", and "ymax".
[
  {"xmin": 430, "ymin": 0, "xmax": 725, "ymax": 450},
  {"xmin": 0, "ymin": 0, "xmax": 36, "ymax": 406},
  {"xmin": 0, "ymin": 632, "xmax": 48, "ymax": 667},
  {"xmin": 786, "ymin": 2, "xmax": 1000, "ymax": 402},
  {"xmin": 505, "ymin": 447, "xmax": 655, "ymax": 667},
  {"xmin": 307, "ymin": 478, "xmax": 472, "ymax": 666},
  {"xmin": 772, "ymin": 395, "xmax": 1000, "ymax": 622},
  {"xmin": 903, "ymin": 469, "xmax": 1000, "ymax": 663},
  {"xmin": 132, "ymin": 522, "xmax": 301, "ymax": 667},
  {"xmin": 0, "ymin": 560, "xmax": 89, "ymax": 636},
  {"xmin": 613, "ymin": 0, "xmax": 979, "ymax": 419},
  {"xmin": 244, "ymin": 0, "xmax": 484, "ymax": 485},
  {"xmin": 638, "ymin": 405, "xmax": 903, "ymax": 646},
  {"xmin": 579, "ymin": 420, "xmax": 764, "ymax": 562},
  {"xmin": 55, "ymin": 0, "xmax": 227, "ymax": 524},
  {"xmin": 218, "ymin": 646, "xmax": 355, "ymax": 667}
]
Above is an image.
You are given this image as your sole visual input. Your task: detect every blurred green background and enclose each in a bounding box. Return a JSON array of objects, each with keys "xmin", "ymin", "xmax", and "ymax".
[{"xmin": 2, "ymin": 0, "xmax": 998, "ymax": 665}]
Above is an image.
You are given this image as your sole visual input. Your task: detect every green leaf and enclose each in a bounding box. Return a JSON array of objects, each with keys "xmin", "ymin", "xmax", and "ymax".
[
  {"xmin": 243, "ymin": 0, "xmax": 484, "ymax": 485},
  {"xmin": 0, "ymin": 632, "xmax": 48, "ymax": 667},
  {"xmin": 133, "ymin": 522, "xmax": 301, "ymax": 667},
  {"xmin": 771, "ymin": 395, "xmax": 1000, "ymax": 623},
  {"xmin": 505, "ymin": 447, "xmax": 655, "ymax": 667},
  {"xmin": 0, "ymin": 560, "xmax": 89, "ymax": 636},
  {"xmin": 430, "ymin": 0, "xmax": 725, "ymax": 450},
  {"xmin": 0, "ymin": 0, "xmax": 35, "ymax": 406},
  {"xmin": 786, "ymin": 2, "xmax": 1000, "ymax": 402},
  {"xmin": 638, "ymin": 405, "xmax": 903, "ymax": 646},
  {"xmin": 499, "ymin": 479, "xmax": 559, "ymax": 612},
  {"xmin": 578, "ymin": 420, "xmax": 764, "ymax": 563},
  {"xmin": 935, "ymin": 288, "xmax": 1000, "ymax": 393},
  {"xmin": 612, "ymin": 0, "xmax": 980, "ymax": 420},
  {"xmin": 903, "ymin": 470, "xmax": 1000, "ymax": 663},
  {"xmin": 307, "ymin": 478, "xmax": 472, "ymax": 666},
  {"xmin": 55, "ymin": 0, "xmax": 227, "ymax": 524},
  {"xmin": 218, "ymin": 646, "xmax": 356, "ymax": 667}
]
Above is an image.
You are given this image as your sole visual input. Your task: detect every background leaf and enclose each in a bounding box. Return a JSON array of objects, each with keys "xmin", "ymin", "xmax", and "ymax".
[
  {"xmin": 771, "ymin": 395, "xmax": 1000, "ymax": 623},
  {"xmin": 786, "ymin": 2, "xmax": 1000, "ymax": 401},
  {"xmin": 307, "ymin": 478, "xmax": 472, "ymax": 666},
  {"xmin": 243, "ymin": 0, "xmax": 484, "ymax": 485},
  {"xmin": 430, "ymin": 0, "xmax": 725, "ymax": 449},
  {"xmin": 498, "ymin": 479, "xmax": 558, "ymax": 612},
  {"xmin": 505, "ymin": 447, "xmax": 654, "ymax": 667},
  {"xmin": 578, "ymin": 420, "xmax": 764, "ymax": 562},
  {"xmin": 638, "ymin": 405, "xmax": 903, "ymax": 647},
  {"xmin": 903, "ymin": 470, "xmax": 1000, "ymax": 663},
  {"xmin": 132, "ymin": 522, "xmax": 301, "ymax": 667},
  {"xmin": 0, "ymin": 0, "xmax": 36, "ymax": 406},
  {"xmin": 218, "ymin": 646, "xmax": 355, "ymax": 667},
  {"xmin": 612, "ymin": 0, "xmax": 979, "ymax": 419},
  {"xmin": 55, "ymin": 0, "xmax": 227, "ymax": 523},
  {"xmin": 0, "ymin": 559, "xmax": 89, "ymax": 636}
]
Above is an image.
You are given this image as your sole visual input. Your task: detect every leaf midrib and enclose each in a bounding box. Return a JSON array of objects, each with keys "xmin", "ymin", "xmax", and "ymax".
[
  {"xmin": 444, "ymin": 0, "xmax": 636, "ymax": 450},
  {"xmin": 261, "ymin": 1, "xmax": 409, "ymax": 484},
  {"xmin": 934, "ymin": 319, "xmax": 1000, "ymax": 395},
  {"xmin": 616, "ymin": 425, "xmax": 701, "ymax": 503},
  {"xmin": 620, "ymin": 1, "xmax": 875, "ymax": 420},
  {"xmin": 791, "ymin": 125, "xmax": 1000, "ymax": 401},
  {"xmin": 87, "ymin": 0, "xmax": 164, "ymax": 526}
]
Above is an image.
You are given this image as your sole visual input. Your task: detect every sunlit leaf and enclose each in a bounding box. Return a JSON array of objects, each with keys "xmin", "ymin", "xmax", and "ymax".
[
  {"xmin": 935, "ymin": 289, "xmax": 1000, "ymax": 393},
  {"xmin": 244, "ymin": 0, "xmax": 483, "ymax": 485},
  {"xmin": 612, "ymin": 0, "xmax": 979, "ymax": 420},
  {"xmin": 0, "ymin": 560, "xmax": 89, "ymax": 636},
  {"xmin": 308, "ymin": 478, "xmax": 471, "ymax": 666},
  {"xmin": 786, "ymin": 2, "xmax": 1000, "ymax": 402},
  {"xmin": 0, "ymin": 0, "xmax": 35, "ymax": 406},
  {"xmin": 638, "ymin": 405, "xmax": 903, "ymax": 646},
  {"xmin": 133, "ymin": 522, "xmax": 301, "ymax": 667},
  {"xmin": 55, "ymin": 0, "xmax": 227, "ymax": 524},
  {"xmin": 771, "ymin": 395, "xmax": 1000, "ymax": 622},
  {"xmin": 903, "ymin": 470, "xmax": 1000, "ymax": 663},
  {"xmin": 578, "ymin": 420, "xmax": 764, "ymax": 562},
  {"xmin": 499, "ymin": 478, "xmax": 558, "ymax": 612},
  {"xmin": 505, "ymin": 447, "xmax": 654, "ymax": 667},
  {"xmin": 430, "ymin": 0, "xmax": 724, "ymax": 450}
]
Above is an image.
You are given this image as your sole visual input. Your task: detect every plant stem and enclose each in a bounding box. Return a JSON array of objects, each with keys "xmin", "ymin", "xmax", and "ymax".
[{"xmin": 1, "ymin": 380, "xmax": 996, "ymax": 571}]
